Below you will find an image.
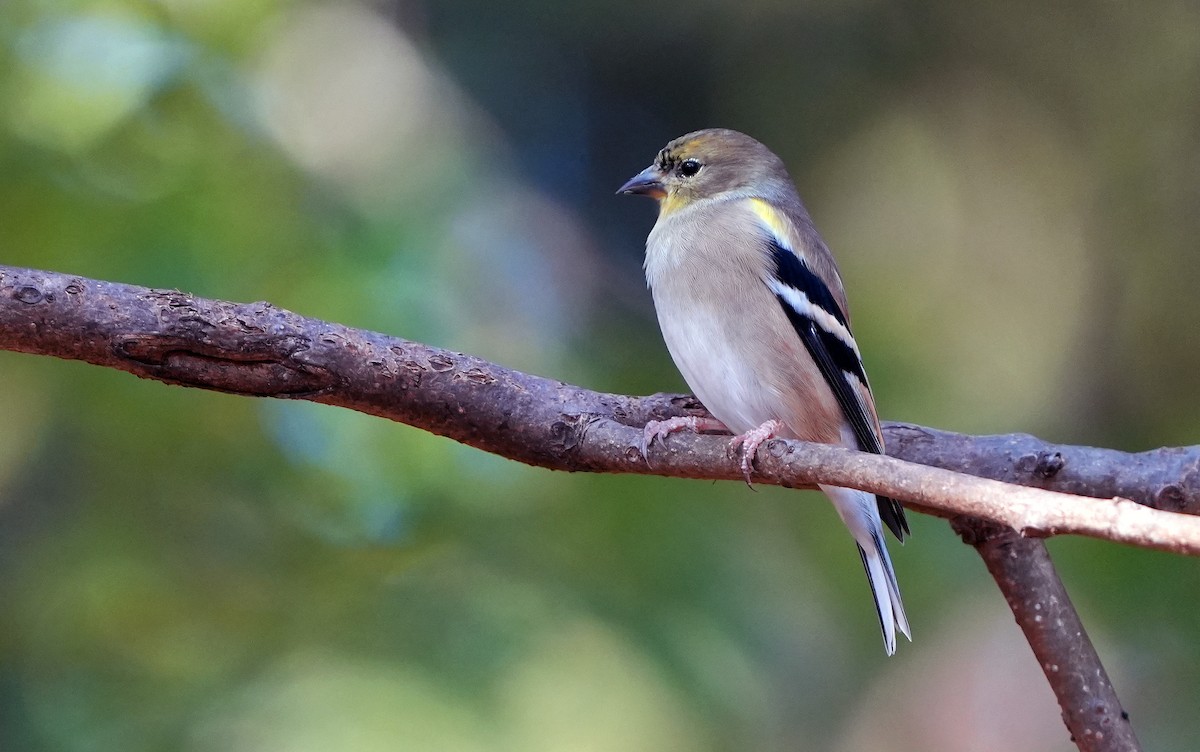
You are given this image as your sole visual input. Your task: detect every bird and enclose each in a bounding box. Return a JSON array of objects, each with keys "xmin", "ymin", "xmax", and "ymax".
[{"xmin": 618, "ymin": 128, "xmax": 911, "ymax": 654}]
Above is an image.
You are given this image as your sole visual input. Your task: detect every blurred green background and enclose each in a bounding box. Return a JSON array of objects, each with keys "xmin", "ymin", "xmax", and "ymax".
[{"xmin": 2, "ymin": 0, "xmax": 1199, "ymax": 750}]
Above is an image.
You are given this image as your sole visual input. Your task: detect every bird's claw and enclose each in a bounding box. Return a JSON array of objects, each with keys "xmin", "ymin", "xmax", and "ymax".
[
  {"xmin": 638, "ymin": 416, "xmax": 730, "ymax": 464},
  {"xmin": 728, "ymin": 419, "xmax": 784, "ymax": 487}
]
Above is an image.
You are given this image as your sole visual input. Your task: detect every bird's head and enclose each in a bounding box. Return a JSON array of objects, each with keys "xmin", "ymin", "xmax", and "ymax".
[{"xmin": 618, "ymin": 128, "xmax": 790, "ymax": 216}]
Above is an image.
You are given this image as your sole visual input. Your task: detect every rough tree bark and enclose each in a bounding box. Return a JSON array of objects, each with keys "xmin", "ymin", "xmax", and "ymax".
[{"xmin": 4, "ymin": 264, "xmax": 1183, "ymax": 751}]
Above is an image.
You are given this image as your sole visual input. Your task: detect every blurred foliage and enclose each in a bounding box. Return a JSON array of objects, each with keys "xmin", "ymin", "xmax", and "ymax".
[{"xmin": 1, "ymin": 0, "xmax": 1199, "ymax": 750}]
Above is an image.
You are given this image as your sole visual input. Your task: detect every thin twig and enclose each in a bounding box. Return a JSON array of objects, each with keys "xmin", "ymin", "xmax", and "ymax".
[{"xmin": 884, "ymin": 423, "xmax": 1200, "ymax": 515}]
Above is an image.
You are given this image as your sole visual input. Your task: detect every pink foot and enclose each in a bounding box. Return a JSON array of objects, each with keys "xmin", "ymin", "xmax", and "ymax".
[
  {"xmin": 728, "ymin": 419, "xmax": 785, "ymax": 485},
  {"xmin": 640, "ymin": 416, "xmax": 730, "ymax": 460}
]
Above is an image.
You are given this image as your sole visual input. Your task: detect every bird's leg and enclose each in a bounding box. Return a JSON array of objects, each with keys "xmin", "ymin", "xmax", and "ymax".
[
  {"xmin": 640, "ymin": 416, "xmax": 730, "ymax": 459},
  {"xmin": 728, "ymin": 419, "xmax": 785, "ymax": 486}
]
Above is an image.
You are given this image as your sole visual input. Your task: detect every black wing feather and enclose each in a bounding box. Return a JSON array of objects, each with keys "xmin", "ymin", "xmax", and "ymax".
[{"xmin": 768, "ymin": 241, "xmax": 910, "ymax": 541}]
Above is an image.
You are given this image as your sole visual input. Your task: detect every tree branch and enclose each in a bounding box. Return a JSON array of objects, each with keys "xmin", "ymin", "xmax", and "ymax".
[
  {"xmin": 953, "ymin": 520, "xmax": 1141, "ymax": 751},
  {"xmin": 3, "ymin": 264, "xmax": 1197, "ymax": 551},
  {"xmin": 885, "ymin": 424, "xmax": 1200, "ymax": 515}
]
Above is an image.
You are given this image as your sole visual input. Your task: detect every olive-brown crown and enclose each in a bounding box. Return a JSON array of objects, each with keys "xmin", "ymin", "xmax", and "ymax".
[{"xmin": 651, "ymin": 128, "xmax": 793, "ymax": 204}]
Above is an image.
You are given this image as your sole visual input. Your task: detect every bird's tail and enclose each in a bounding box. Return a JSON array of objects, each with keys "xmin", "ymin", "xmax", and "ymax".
[{"xmin": 820, "ymin": 484, "xmax": 911, "ymax": 655}]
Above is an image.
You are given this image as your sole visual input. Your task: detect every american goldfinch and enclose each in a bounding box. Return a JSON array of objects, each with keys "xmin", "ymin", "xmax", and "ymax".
[{"xmin": 619, "ymin": 128, "xmax": 911, "ymax": 654}]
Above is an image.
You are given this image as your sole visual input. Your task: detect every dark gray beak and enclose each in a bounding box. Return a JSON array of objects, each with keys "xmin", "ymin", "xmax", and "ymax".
[{"xmin": 617, "ymin": 165, "xmax": 666, "ymax": 198}]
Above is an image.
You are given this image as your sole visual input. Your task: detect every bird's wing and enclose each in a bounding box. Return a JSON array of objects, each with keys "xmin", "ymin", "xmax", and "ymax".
[{"xmin": 747, "ymin": 198, "xmax": 909, "ymax": 540}]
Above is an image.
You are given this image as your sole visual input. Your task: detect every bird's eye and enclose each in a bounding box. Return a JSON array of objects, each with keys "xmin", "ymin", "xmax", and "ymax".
[{"xmin": 678, "ymin": 159, "xmax": 702, "ymax": 177}]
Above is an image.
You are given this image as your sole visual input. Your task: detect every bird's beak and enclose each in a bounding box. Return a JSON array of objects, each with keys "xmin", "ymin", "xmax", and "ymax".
[{"xmin": 617, "ymin": 165, "xmax": 666, "ymax": 199}]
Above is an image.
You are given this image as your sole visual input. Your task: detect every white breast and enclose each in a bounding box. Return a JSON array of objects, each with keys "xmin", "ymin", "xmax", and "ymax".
[
  {"xmin": 651, "ymin": 296, "xmax": 778, "ymax": 435},
  {"xmin": 644, "ymin": 205, "xmax": 781, "ymax": 435}
]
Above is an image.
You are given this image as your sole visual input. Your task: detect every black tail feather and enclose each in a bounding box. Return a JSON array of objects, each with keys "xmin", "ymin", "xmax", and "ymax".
[{"xmin": 877, "ymin": 495, "xmax": 909, "ymax": 541}]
